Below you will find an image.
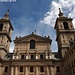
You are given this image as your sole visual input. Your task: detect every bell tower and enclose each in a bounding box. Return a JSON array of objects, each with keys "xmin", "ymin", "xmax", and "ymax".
[
  {"xmin": 0, "ymin": 10, "xmax": 14, "ymax": 58},
  {"xmin": 54, "ymin": 8, "xmax": 75, "ymax": 58}
]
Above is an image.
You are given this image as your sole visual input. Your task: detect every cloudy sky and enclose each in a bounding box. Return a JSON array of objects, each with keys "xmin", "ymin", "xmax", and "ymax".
[{"xmin": 0, "ymin": 0, "xmax": 75, "ymax": 52}]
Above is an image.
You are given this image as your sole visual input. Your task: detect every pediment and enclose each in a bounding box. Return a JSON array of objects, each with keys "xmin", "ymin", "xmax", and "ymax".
[{"xmin": 14, "ymin": 33, "xmax": 52, "ymax": 44}]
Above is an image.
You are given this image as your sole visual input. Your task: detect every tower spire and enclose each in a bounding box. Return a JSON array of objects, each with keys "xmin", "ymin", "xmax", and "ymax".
[
  {"xmin": 58, "ymin": 8, "xmax": 63, "ymax": 17},
  {"xmin": 4, "ymin": 9, "xmax": 10, "ymax": 19}
]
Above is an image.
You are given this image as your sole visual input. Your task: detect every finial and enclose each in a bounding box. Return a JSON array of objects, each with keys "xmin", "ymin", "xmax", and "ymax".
[
  {"xmin": 35, "ymin": 30, "xmax": 36, "ymax": 34},
  {"xmin": 32, "ymin": 32, "xmax": 34, "ymax": 34},
  {"xmin": 58, "ymin": 8, "xmax": 63, "ymax": 17},
  {"xmin": 59, "ymin": 8, "xmax": 61, "ymax": 13},
  {"xmin": 48, "ymin": 35, "xmax": 50, "ymax": 39},
  {"xmin": 4, "ymin": 9, "xmax": 10, "ymax": 19}
]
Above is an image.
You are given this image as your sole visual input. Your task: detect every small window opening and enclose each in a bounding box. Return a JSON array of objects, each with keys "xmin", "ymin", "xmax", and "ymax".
[
  {"xmin": 0, "ymin": 23, "xmax": 3, "ymax": 31},
  {"xmin": 40, "ymin": 66, "xmax": 44, "ymax": 72},
  {"xmin": 63, "ymin": 22, "xmax": 69, "ymax": 30},
  {"xmin": 63, "ymin": 40, "xmax": 65, "ymax": 43},
  {"xmin": 30, "ymin": 66, "xmax": 33, "ymax": 72},
  {"xmin": 21, "ymin": 55, "xmax": 24, "ymax": 59},
  {"xmin": 1, "ymin": 41, "xmax": 2, "ymax": 44},
  {"xmin": 4, "ymin": 66, "xmax": 8, "ymax": 72},
  {"xmin": 56, "ymin": 66, "xmax": 60, "ymax": 72},
  {"xmin": 65, "ymin": 51, "xmax": 67, "ymax": 54},
  {"xmin": 31, "ymin": 55, "xmax": 35, "ymax": 59},
  {"xmin": 20, "ymin": 66, "xmax": 23, "ymax": 72},
  {"xmin": 40, "ymin": 54, "xmax": 44, "ymax": 59},
  {"xmin": 55, "ymin": 55, "xmax": 57, "ymax": 57}
]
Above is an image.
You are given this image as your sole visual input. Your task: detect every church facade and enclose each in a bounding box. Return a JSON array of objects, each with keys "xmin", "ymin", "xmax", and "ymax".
[{"xmin": 0, "ymin": 9, "xmax": 75, "ymax": 75}]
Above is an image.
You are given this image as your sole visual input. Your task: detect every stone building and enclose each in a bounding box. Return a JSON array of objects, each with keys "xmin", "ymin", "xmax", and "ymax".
[{"xmin": 0, "ymin": 8, "xmax": 75, "ymax": 75}]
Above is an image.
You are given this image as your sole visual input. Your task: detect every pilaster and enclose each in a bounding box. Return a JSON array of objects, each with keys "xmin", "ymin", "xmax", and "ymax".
[
  {"xmin": 26, "ymin": 67, "xmax": 28, "ymax": 75},
  {"xmin": 11, "ymin": 66, "xmax": 13, "ymax": 75},
  {"xmin": 50, "ymin": 66, "xmax": 54, "ymax": 75},
  {"xmin": 46, "ymin": 66, "xmax": 49, "ymax": 75},
  {"xmin": 15, "ymin": 66, "xmax": 18, "ymax": 75},
  {"xmin": 36, "ymin": 66, "xmax": 39, "ymax": 75}
]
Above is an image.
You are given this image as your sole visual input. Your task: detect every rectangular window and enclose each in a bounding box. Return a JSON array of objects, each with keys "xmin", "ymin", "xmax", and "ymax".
[
  {"xmin": 20, "ymin": 66, "xmax": 23, "ymax": 72},
  {"xmin": 30, "ymin": 40, "xmax": 35, "ymax": 49},
  {"xmin": 30, "ymin": 66, "xmax": 33, "ymax": 72},
  {"xmin": 31, "ymin": 55, "xmax": 35, "ymax": 59},
  {"xmin": 40, "ymin": 66, "xmax": 44, "ymax": 72},
  {"xmin": 56, "ymin": 66, "xmax": 60, "ymax": 72},
  {"xmin": 4, "ymin": 66, "xmax": 8, "ymax": 72},
  {"xmin": 40, "ymin": 54, "xmax": 44, "ymax": 59},
  {"xmin": 0, "ymin": 23, "xmax": 3, "ymax": 31},
  {"xmin": 21, "ymin": 55, "xmax": 24, "ymax": 59}
]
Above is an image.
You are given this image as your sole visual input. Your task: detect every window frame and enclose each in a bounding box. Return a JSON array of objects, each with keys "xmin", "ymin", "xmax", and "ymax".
[
  {"xmin": 63, "ymin": 22, "xmax": 69, "ymax": 30},
  {"xmin": 40, "ymin": 66, "xmax": 44, "ymax": 72},
  {"xmin": 30, "ymin": 66, "xmax": 34, "ymax": 72},
  {"xmin": 20, "ymin": 66, "xmax": 23, "ymax": 72},
  {"xmin": 56, "ymin": 66, "xmax": 60, "ymax": 72},
  {"xmin": 31, "ymin": 54, "xmax": 35, "ymax": 59},
  {"xmin": 4, "ymin": 66, "xmax": 8, "ymax": 72},
  {"xmin": 21, "ymin": 54, "xmax": 25, "ymax": 59},
  {"xmin": 30, "ymin": 40, "xmax": 35, "ymax": 49},
  {"xmin": 40, "ymin": 54, "xmax": 44, "ymax": 59}
]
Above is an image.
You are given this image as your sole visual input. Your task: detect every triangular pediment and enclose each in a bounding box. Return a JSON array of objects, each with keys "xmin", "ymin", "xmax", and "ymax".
[{"xmin": 14, "ymin": 33, "xmax": 52, "ymax": 44}]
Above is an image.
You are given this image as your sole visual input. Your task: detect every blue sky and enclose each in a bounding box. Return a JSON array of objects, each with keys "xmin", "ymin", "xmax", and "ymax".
[{"xmin": 0, "ymin": 0, "xmax": 75, "ymax": 52}]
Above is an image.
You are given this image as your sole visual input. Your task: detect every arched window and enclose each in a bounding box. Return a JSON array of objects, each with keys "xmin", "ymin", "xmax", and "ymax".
[
  {"xmin": 30, "ymin": 40, "xmax": 35, "ymax": 49},
  {"xmin": 63, "ymin": 22, "xmax": 69, "ymax": 30}
]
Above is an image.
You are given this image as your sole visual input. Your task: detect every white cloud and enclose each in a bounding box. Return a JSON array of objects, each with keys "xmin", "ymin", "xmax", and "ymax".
[
  {"xmin": 40, "ymin": 1, "xmax": 59, "ymax": 27},
  {"xmin": 9, "ymin": 43, "xmax": 14, "ymax": 52},
  {"xmin": 9, "ymin": 0, "xmax": 75, "ymax": 52},
  {"xmin": 40, "ymin": 0, "xmax": 75, "ymax": 28},
  {"xmin": 40, "ymin": 0, "xmax": 75, "ymax": 52}
]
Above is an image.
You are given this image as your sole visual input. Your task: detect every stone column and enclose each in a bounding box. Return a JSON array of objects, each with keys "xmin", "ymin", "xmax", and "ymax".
[
  {"xmin": 50, "ymin": 66, "xmax": 54, "ymax": 75},
  {"xmin": 11, "ymin": 66, "xmax": 13, "ymax": 75},
  {"xmin": 26, "ymin": 67, "xmax": 28, "ymax": 75},
  {"xmin": 26, "ymin": 50, "xmax": 29, "ymax": 59},
  {"xmin": 26, "ymin": 55, "xmax": 28, "ymax": 59},
  {"xmin": 36, "ymin": 53, "xmax": 38, "ymax": 59},
  {"xmin": 15, "ymin": 66, "xmax": 18, "ymax": 75},
  {"xmin": 36, "ymin": 66, "xmax": 39, "ymax": 75},
  {"xmin": 12, "ymin": 56, "xmax": 15, "ymax": 59},
  {"xmin": 46, "ymin": 66, "xmax": 49, "ymax": 75},
  {"xmin": 49, "ymin": 55, "xmax": 52, "ymax": 59},
  {"xmin": 46, "ymin": 56, "xmax": 48, "ymax": 59},
  {"xmin": 16, "ymin": 56, "xmax": 19, "ymax": 59},
  {"xmin": 2, "ymin": 67, "xmax": 5, "ymax": 75}
]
